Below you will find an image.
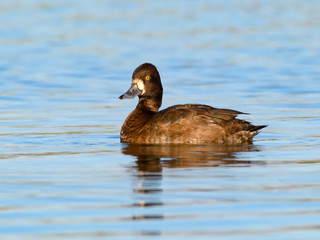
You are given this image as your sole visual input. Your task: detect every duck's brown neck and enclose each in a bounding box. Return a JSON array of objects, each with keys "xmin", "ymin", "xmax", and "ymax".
[
  {"xmin": 120, "ymin": 98, "xmax": 160, "ymax": 142},
  {"xmin": 138, "ymin": 96, "xmax": 162, "ymax": 112}
]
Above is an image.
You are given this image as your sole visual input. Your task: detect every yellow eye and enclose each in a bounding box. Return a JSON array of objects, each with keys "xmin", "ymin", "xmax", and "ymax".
[{"xmin": 145, "ymin": 76, "xmax": 150, "ymax": 81}]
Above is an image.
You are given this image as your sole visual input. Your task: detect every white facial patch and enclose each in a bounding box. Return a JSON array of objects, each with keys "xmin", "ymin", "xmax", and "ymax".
[{"xmin": 133, "ymin": 79, "xmax": 145, "ymax": 94}]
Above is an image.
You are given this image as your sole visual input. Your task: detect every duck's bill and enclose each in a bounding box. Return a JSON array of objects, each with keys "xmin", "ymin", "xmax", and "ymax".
[{"xmin": 119, "ymin": 84, "xmax": 142, "ymax": 99}]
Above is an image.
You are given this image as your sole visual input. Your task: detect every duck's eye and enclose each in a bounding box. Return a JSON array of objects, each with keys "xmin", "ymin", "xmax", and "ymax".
[{"xmin": 145, "ymin": 76, "xmax": 150, "ymax": 81}]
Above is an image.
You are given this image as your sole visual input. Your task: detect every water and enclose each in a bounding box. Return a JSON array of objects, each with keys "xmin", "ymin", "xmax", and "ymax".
[{"xmin": 1, "ymin": 0, "xmax": 320, "ymax": 239}]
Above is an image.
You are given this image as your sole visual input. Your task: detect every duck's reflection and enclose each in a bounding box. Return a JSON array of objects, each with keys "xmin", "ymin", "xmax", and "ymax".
[
  {"xmin": 123, "ymin": 144, "xmax": 258, "ymax": 167},
  {"xmin": 122, "ymin": 144, "xmax": 260, "ymax": 223}
]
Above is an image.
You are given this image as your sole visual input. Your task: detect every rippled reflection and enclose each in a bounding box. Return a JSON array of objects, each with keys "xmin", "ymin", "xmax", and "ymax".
[
  {"xmin": 123, "ymin": 144, "xmax": 260, "ymax": 168},
  {"xmin": 123, "ymin": 144, "xmax": 262, "ymax": 222}
]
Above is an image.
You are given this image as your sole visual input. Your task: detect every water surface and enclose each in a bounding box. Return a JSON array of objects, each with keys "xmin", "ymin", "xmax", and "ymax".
[{"xmin": 1, "ymin": 0, "xmax": 320, "ymax": 239}]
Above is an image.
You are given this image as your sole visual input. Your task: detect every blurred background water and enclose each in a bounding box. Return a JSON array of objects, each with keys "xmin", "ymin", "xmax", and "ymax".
[{"xmin": 0, "ymin": 0, "xmax": 320, "ymax": 239}]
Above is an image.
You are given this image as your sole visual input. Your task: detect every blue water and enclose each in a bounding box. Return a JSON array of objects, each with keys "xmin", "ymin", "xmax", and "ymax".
[{"xmin": 1, "ymin": 0, "xmax": 320, "ymax": 239}]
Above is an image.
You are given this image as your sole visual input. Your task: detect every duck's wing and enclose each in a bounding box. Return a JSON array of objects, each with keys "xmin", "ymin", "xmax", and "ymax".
[
  {"xmin": 155, "ymin": 104, "xmax": 245, "ymax": 124},
  {"xmin": 144, "ymin": 104, "xmax": 266, "ymax": 144},
  {"xmin": 154, "ymin": 104, "xmax": 266, "ymax": 133}
]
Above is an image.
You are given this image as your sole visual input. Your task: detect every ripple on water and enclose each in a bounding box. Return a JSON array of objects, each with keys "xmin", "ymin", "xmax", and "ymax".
[{"xmin": 1, "ymin": 0, "xmax": 320, "ymax": 239}]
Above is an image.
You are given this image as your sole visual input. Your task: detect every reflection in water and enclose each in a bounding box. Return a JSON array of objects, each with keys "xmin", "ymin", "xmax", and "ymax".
[
  {"xmin": 123, "ymin": 144, "xmax": 259, "ymax": 168},
  {"xmin": 122, "ymin": 144, "xmax": 261, "ymax": 223}
]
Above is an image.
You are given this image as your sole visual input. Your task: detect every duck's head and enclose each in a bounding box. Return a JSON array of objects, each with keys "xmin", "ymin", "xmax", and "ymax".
[{"xmin": 119, "ymin": 63, "xmax": 163, "ymax": 110}]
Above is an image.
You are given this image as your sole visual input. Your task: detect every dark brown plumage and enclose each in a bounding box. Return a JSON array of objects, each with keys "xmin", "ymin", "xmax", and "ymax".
[{"xmin": 119, "ymin": 63, "xmax": 266, "ymax": 144}]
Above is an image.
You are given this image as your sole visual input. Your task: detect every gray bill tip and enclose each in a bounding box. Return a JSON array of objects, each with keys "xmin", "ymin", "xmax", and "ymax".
[{"xmin": 119, "ymin": 84, "xmax": 142, "ymax": 100}]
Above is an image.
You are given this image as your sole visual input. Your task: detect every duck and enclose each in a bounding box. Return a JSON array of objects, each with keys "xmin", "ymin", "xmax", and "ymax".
[{"xmin": 119, "ymin": 63, "xmax": 266, "ymax": 144}]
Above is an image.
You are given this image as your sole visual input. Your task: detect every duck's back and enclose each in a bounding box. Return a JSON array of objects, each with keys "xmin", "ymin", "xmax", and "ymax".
[{"xmin": 131, "ymin": 104, "xmax": 266, "ymax": 144}]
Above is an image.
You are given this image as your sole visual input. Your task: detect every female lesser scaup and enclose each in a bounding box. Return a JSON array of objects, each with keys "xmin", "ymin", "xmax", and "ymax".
[{"xmin": 119, "ymin": 63, "xmax": 266, "ymax": 144}]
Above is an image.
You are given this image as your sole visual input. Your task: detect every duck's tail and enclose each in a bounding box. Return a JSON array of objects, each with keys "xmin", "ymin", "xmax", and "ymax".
[
  {"xmin": 224, "ymin": 123, "xmax": 267, "ymax": 144},
  {"xmin": 249, "ymin": 125, "xmax": 268, "ymax": 132}
]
